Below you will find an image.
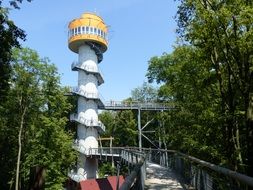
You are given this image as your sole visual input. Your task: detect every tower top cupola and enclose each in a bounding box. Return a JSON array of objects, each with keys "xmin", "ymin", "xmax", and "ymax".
[{"xmin": 68, "ymin": 12, "xmax": 108, "ymax": 53}]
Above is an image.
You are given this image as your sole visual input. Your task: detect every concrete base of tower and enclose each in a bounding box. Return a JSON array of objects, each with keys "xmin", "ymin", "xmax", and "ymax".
[
  {"xmin": 74, "ymin": 155, "xmax": 98, "ymax": 181},
  {"xmin": 85, "ymin": 157, "xmax": 98, "ymax": 179}
]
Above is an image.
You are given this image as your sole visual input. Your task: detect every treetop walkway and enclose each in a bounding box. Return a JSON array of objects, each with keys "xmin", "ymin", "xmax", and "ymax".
[
  {"xmin": 145, "ymin": 162, "xmax": 183, "ymax": 190},
  {"xmin": 100, "ymin": 101, "xmax": 175, "ymax": 111},
  {"xmin": 69, "ymin": 147, "xmax": 253, "ymax": 190}
]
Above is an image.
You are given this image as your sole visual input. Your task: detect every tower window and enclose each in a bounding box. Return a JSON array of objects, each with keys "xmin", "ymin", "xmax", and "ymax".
[
  {"xmin": 74, "ymin": 28, "xmax": 77, "ymax": 35},
  {"xmin": 94, "ymin": 28, "xmax": 97, "ymax": 34},
  {"xmin": 78, "ymin": 27, "xmax": 81, "ymax": 34},
  {"xmin": 90, "ymin": 27, "xmax": 94, "ymax": 34},
  {"xmin": 86, "ymin": 26, "xmax": 89, "ymax": 34},
  {"xmin": 98, "ymin": 29, "xmax": 101, "ymax": 36},
  {"xmin": 82, "ymin": 26, "xmax": 85, "ymax": 34}
]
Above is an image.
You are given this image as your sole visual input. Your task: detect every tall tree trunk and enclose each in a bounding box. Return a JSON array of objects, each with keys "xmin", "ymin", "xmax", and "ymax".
[
  {"xmin": 29, "ymin": 166, "xmax": 46, "ymax": 190},
  {"xmin": 246, "ymin": 92, "xmax": 253, "ymax": 177},
  {"xmin": 232, "ymin": 124, "xmax": 243, "ymax": 171},
  {"xmin": 15, "ymin": 106, "xmax": 27, "ymax": 190}
]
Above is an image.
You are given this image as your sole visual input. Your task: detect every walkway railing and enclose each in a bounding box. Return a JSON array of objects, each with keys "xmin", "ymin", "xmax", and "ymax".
[
  {"xmin": 73, "ymin": 146, "xmax": 121, "ymax": 157},
  {"xmin": 101, "ymin": 101, "xmax": 175, "ymax": 111},
  {"xmin": 119, "ymin": 149, "xmax": 146, "ymax": 190},
  {"xmin": 76, "ymin": 147, "xmax": 147, "ymax": 189},
  {"xmin": 69, "ymin": 146, "xmax": 253, "ymax": 189},
  {"xmin": 143, "ymin": 148, "xmax": 253, "ymax": 190}
]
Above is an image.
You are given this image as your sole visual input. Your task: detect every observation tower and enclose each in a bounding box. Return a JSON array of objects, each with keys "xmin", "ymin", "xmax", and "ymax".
[{"xmin": 68, "ymin": 12, "xmax": 108, "ymax": 181}]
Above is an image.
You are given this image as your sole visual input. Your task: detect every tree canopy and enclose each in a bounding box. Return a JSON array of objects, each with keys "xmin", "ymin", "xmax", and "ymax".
[
  {"xmin": 0, "ymin": 48, "xmax": 76, "ymax": 190},
  {"xmin": 146, "ymin": 0, "xmax": 253, "ymax": 176},
  {"xmin": 0, "ymin": 0, "xmax": 32, "ymax": 100}
]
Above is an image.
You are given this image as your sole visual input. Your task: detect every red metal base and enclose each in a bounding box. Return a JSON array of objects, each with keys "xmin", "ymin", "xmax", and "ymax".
[{"xmin": 79, "ymin": 176, "xmax": 125, "ymax": 190}]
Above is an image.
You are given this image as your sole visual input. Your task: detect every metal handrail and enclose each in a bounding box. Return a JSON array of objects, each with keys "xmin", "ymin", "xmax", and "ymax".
[
  {"xmin": 71, "ymin": 86, "xmax": 100, "ymax": 99},
  {"xmin": 71, "ymin": 61, "xmax": 104, "ymax": 79},
  {"xmin": 70, "ymin": 113, "xmax": 106, "ymax": 132},
  {"xmin": 103, "ymin": 101, "xmax": 175, "ymax": 110},
  {"xmin": 144, "ymin": 148, "xmax": 253, "ymax": 189},
  {"xmin": 177, "ymin": 152, "xmax": 253, "ymax": 188},
  {"xmin": 69, "ymin": 146, "xmax": 253, "ymax": 189},
  {"xmin": 119, "ymin": 158, "xmax": 145, "ymax": 190}
]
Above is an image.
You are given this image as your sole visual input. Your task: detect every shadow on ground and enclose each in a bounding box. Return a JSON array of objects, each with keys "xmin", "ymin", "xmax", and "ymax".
[{"xmin": 145, "ymin": 162, "xmax": 184, "ymax": 190}]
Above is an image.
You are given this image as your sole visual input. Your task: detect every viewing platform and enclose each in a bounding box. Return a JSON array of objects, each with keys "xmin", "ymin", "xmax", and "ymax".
[{"xmin": 99, "ymin": 101, "xmax": 175, "ymax": 111}]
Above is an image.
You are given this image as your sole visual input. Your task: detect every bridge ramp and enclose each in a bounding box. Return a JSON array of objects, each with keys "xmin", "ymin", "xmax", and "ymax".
[{"xmin": 145, "ymin": 162, "xmax": 183, "ymax": 190}]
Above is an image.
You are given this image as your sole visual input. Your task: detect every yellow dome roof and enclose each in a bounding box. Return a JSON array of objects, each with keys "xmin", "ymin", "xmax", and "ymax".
[
  {"xmin": 81, "ymin": 13, "xmax": 103, "ymax": 22},
  {"xmin": 68, "ymin": 12, "xmax": 108, "ymax": 53}
]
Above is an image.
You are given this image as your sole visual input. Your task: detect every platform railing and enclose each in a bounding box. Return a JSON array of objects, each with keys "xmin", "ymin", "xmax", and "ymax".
[
  {"xmin": 68, "ymin": 147, "xmax": 147, "ymax": 188},
  {"xmin": 71, "ymin": 86, "xmax": 100, "ymax": 99},
  {"xmin": 102, "ymin": 100, "xmax": 175, "ymax": 110},
  {"xmin": 143, "ymin": 148, "xmax": 253, "ymax": 190},
  {"xmin": 86, "ymin": 147, "xmax": 121, "ymax": 157},
  {"xmin": 72, "ymin": 147, "xmax": 145, "ymax": 164},
  {"xmin": 68, "ymin": 146, "xmax": 253, "ymax": 189},
  {"xmin": 118, "ymin": 148, "xmax": 146, "ymax": 190},
  {"xmin": 70, "ymin": 113, "xmax": 105, "ymax": 132},
  {"xmin": 71, "ymin": 61, "xmax": 103, "ymax": 74},
  {"xmin": 71, "ymin": 61, "xmax": 104, "ymax": 83}
]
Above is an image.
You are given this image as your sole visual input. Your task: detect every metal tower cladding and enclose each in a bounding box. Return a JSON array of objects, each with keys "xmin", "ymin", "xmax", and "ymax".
[{"xmin": 68, "ymin": 12, "xmax": 108, "ymax": 181}]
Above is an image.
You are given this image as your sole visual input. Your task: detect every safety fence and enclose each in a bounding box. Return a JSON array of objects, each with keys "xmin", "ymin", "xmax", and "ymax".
[
  {"xmin": 119, "ymin": 149, "xmax": 146, "ymax": 190},
  {"xmin": 69, "ymin": 147, "xmax": 253, "ymax": 189},
  {"xmin": 143, "ymin": 148, "xmax": 253, "ymax": 190}
]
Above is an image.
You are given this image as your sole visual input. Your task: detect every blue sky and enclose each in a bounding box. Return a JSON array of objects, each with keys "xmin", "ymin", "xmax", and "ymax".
[{"xmin": 8, "ymin": 0, "xmax": 178, "ymax": 101}]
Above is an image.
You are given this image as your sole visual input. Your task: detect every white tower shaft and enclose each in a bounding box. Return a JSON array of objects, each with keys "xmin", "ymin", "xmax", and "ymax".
[
  {"xmin": 77, "ymin": 44, "xmax": 99, "ymax": 179},
  {"xmin": 67, "ymin": 12, "xmax": 108, "ymax": 183}
]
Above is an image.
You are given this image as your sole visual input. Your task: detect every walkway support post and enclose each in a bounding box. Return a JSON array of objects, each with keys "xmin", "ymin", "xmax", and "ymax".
[{"xmin": 138, "ymin": 106, "xmax": 142, "ymax": 151}]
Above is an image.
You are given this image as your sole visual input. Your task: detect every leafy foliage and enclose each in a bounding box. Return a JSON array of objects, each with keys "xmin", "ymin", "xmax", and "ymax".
[
  {"xmin": 98, "ymin": 162, "xmax": 116, "ymax": 177},
  {"xmin": 0, "ymin": 7, "xmax": 25, "ymax": 101},
  {"xmin": 0, "ymin": 48, "xmax": 76, "ymax": 189},
  {"xmin": 131, "ymin": 82, "xmax": 158, "ymax": 102},
  {"xmin": 100, "ymin": 110, "xmax": 137, "ymax": 147},
  {"xmin": 147, "ymin": 45, "xmax": 224, "ymax": 161},
  {"xmin": 0, "ymin": 0, "xmax": 32, "ymax": 9},
  {"xmin": 146, "ymin": 0, "xmax": 253, "ymax": 176},
  {"xmin": 100, "ymin": 83, "xmax": 161, "ymax": 149}
]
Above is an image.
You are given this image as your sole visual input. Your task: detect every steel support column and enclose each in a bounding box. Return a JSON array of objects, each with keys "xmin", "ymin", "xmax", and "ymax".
[{"xmin": 138, "ymin": 107, "xmax": 142, "ymax": 151}]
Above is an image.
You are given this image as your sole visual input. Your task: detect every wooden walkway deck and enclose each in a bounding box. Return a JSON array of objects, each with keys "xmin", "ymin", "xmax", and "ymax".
[{"xmin": 145, "ymin": 162, "xmax": 184, "ymax": 190}]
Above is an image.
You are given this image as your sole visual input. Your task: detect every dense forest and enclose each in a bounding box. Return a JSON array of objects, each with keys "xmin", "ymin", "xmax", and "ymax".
[
  {"xmin": 101, "ymin": 0, "xmax": 253, "ymax": 178},
  {"xmin": 1, "ymin": 0, "xmax": 253, "ymax": 189},
  {"xmin": 0, "ymin": 1, "xmax": 76, "ymax": 189}
]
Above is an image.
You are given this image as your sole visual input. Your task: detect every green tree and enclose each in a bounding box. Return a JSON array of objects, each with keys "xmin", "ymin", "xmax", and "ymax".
[
  {"xmin": 131, "ymin": 82, "xmax": 158, "ymax": 102},
  {"xmin": 131, "ymin": 82, "xmax": 161, "ymax": 148},
  {"xmin": 114, "ymin": 110, "xmax": 137, "ymax": 146},
  {"xmin": 100, "ymin": 83, "xmax": 160, "ymax": 149},
  {"xmin": 0, "ymin": 0, "xmax": 31, "ymax": 101},
  {"xmin": 100, "ymin": 110, "xmax": 137, "ymax": 147},
  {"xmin": 176, "ymin": 0, "xmax": 253, "ymax": 175},
  {"xmin": 99, "ymin": 111, "xmax": 116, "ymax": 147},
  {"xmin": 0, "ymin": 48, "xmax": 76, "ymax": 189},
  {"xmin": 146, "ymin": 0, "xmax": 253, "ymax": 176},
  {"xmin": 147, "ymin": 46, "xmax": 223, "ymax": 162}
]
